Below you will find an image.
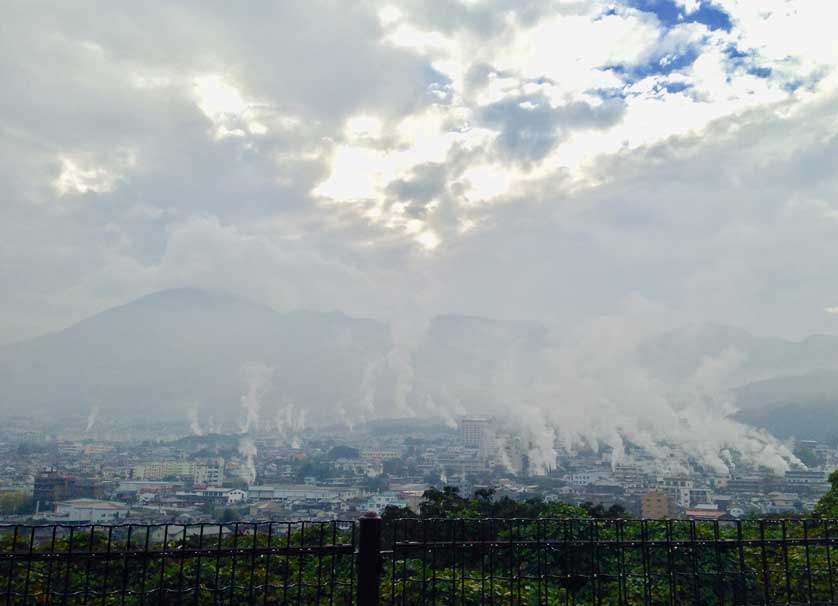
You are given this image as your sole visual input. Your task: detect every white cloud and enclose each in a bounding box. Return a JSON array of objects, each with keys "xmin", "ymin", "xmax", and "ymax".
[
  {"xmin": 54, "ymin": 151, "xmax": 136, "ymax": 196},
  {"xmin": 2, "ymin": 0, "xmax": 838, "ymax": 345}
]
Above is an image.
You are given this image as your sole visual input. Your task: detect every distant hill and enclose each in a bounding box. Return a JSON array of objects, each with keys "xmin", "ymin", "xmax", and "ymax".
[
  {"xmin": 639, "ymin": 325, "xmax": 838, "ymax": 389},
  {"xmin": 2, "ymin": 289, "xmax": 838, "ymax": 439},
  {"xmin": 0, "ymin": 289, "xmax": 391, "ymax": 421},
  {"xmin": 640, "ymin": 327, "xmax": 838, "ymax": 441},
  {"xmin": 731, "ymin": 371, "xmax": 838, "ymax": 441}
]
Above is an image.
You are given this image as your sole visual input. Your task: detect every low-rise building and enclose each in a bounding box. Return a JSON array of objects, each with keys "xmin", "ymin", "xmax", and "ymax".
[{"xmin": 53, "ymin": 499, "xmax": 129, "ymax": 523}]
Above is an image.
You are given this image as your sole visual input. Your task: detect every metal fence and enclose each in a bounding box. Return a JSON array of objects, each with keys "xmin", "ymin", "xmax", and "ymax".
[
  {"xmin": 383, "ymin": 517, "xmax": 838, "ymax": 606},
  {"xmin": 1, "ymin": 520, "xmax": 356, "ymax": 605},
  {"xmin": 3, "ymin": 517, "xmax": 838, "ymax": 605}
]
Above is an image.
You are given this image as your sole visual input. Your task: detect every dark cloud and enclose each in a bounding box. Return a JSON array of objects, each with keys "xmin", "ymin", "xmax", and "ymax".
[{"xmin": 482, "ymin": 95, "xmax": 625, "ymax": 163}]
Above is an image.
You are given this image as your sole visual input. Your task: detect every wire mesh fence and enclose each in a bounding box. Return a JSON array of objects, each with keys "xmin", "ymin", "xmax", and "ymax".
[
  {"xmin": 384, "ymin": 518, "xmax": 838, "ymax": 606},
  {"xmin": 0, "ymin": 520, "xmax": 356, "ymax": 605},
  {"xmin": 2, "ymin": 517, "xmax": 838, "ymax": 605}
]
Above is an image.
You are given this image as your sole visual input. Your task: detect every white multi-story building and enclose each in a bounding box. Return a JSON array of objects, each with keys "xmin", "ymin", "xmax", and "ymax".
[
  {"xmin": 563, "ymin": 470, "xmax": 611, "ymax": 487},
  {"xmin": 785, "ymin": 469, "xmax": 827, "ymax": 485},
  {"xmin": 363, "ymin": 492, "xmax": 408, "ymax": 514},
  {"xmin": 131, "ymin": 458, "xmax": 224, "ymax": 486},
  {"xmin": 657, "ymin": 477, "xmax": 694, "ymax": 509}
]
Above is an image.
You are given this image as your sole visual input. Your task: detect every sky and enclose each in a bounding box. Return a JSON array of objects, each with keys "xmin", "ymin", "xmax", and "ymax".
[{"xmin": 2, "ymin": 0, "xmax": 838, "ymax": 345}]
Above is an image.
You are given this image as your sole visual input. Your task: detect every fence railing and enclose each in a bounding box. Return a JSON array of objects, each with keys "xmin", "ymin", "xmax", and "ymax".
[
  {"xmin": 3, "ymin": 517, "xmax": 838, "ymax": 605},
  {"xmin": 1, "ymin": 519, "xmax": 356, "ymax": 605}
]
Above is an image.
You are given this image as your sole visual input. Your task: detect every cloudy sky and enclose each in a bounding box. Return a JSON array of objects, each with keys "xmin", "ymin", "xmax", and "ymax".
[{"xmin": 2, "ymin": 0, "xmax": 838, "ymax": 344}]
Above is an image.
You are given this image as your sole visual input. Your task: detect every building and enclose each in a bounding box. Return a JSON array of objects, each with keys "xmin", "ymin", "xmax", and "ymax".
[
  {"xmin": 726, "ymin": 476, "xmax": 767, "ymax": 494},
  {"xmin": 247, "ymin": 485, "xmax": 361, "ymax": 503},
  {"xmin": 53, "ymin": 499, "xmax": 129, "ymax": 523},
  {"xmin": 657, "ymin": 477, "xmax": 694, "ymax": 508},
  {"xmin": 363, "ymin": 492, "xmax": 408, "ymax": 514},
  {"xmin": 333, "ymin": 459, "xmax": 383, "ymax": 477},
  {"xmin": 174, "ymin": 488, "xmax": 246, "ymax": 506},
  {"xmin": 641, "ymin": 490, "xmax": 675, "ymax": 519},
  {"xmin": 130, "ymin": 458, "xmax": 224, "ymax": 486},
  {"xmin": 684, "ymin": 505, "xmax": 732, "ymax": 521},
  {"xmin": 359, "ymin": 449, "xmax": 401, "ymax": 462},
  {"xmin": 34, "ymin": 471, "xmax": 74, "ymax": 507},
  {"xmin": 458, "ymin": 417, "xmax": 491, "ymax": 450},
  {"xmin": 563, "ymin": 470, "xmax": 611, "ymax": 487},
  {"xmin": 689, "ymin": 487, "xmax": 714, "ymax": 507},
  {"xmin": 82, "ymin": 443, "xmax": 114, "ymax": 456},
  {"xmin": 785, "ymin": 469, "xmax": 827, "ymax": 485},
  {"xmin": 34, "ymin": 471, "xmax": 103, "ymax": 509}
]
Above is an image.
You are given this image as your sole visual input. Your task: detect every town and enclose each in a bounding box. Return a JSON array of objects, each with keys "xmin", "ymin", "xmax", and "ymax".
[{"xmin": 1, "ymin": 413, "xmax": 833, "ymax": 525}]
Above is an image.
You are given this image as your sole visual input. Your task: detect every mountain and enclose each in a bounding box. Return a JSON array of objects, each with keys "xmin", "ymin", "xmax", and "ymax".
[
  {"xmin": 2, "ymin": 289, "xmax": 838, "ymax": 440},
  {"xmin": 731, "ymin": 371, "xmax": 838, "ymax": 440},
  {"xmin": 639, "ymin": 324, "xmax": 838, "ymax": 390},
  {"xmin": 0, "ymin": 289, "xmax": 391, "ymax": 420}
]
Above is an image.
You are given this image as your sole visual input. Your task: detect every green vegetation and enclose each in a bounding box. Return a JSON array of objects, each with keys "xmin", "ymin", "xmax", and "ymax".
[
  {"xmin": 794, "ymin": 445, "xmax": 824, "ymax": 469},
  {"xmin": 0, "ymin": 492, "xmax": 34, "ymax": 516},
  {"xmin": 2, "ymin": 487, "xmax": 838, "ymax": 604},
  {"xmin": 814, "ymin": 470, "xmax": 838, "ymax": 518}
]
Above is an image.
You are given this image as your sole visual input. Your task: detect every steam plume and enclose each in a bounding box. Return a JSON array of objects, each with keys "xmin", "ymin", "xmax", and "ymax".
[
  {"xmin": 85, "ymin": 405, "xmax": 99, "ymax": 432},
  {"xmin": 274, "ymin": 403, "xmax": 306, "ymax": 448},
  {"xmin": 360, "ymin": 299, "xmax": 800, "ymax": 476},
  {"xmin": 239, "ymin": 363, "xmax": 272, "ymax": 433},
  {"xmin": 187, "ymin": 404, "xmax": 203, "ymax": 436},
  {"xmin": 235, "ymin": 363, "xmax": 272, "ymax": 486},
  {"xmin": 238, "ymin": 437, "xmax": 257, "ymax": 485}
]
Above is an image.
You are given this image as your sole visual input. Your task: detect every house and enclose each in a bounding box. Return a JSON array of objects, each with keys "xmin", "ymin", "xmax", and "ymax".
[{"xmin": 684, "ymin": 505, "xmax": 733, "ymax": 521}]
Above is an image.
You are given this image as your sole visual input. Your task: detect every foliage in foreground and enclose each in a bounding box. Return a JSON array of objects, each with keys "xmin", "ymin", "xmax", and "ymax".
[{"xmin": 2, "ymin": 486, "xmax": 838, "ymax": 604}]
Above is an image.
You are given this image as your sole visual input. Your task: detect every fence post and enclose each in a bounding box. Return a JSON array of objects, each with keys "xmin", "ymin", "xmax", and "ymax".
[{"xmin": 358, "ymin": 511, "xmax": 382, "ymax": 606}]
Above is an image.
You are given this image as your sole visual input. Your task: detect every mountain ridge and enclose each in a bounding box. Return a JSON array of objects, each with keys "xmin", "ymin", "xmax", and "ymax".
[{"xmin": 2, "ymin": 289, "xmax": 838, "ymax": 439}]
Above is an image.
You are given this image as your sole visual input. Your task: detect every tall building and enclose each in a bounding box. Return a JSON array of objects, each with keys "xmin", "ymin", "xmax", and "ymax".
[
  {"xmin": 657, "ymin": 477, "xmax": 694, "ymax": 508},
  {"xmin": 33, "ymin": 471, "xmax": 103, "ymax": 510},
  {"xmin": 459, "ymin": 417, "xmax": 491, "ymax": 450},
  {"xmin": 33, "ymin": 471, "xmax": 73, "ymax": 507}
]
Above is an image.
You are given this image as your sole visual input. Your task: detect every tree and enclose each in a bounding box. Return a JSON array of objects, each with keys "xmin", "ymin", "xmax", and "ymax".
[
  {"xmin": 0, "ymin": 493, "xmax": 34, "ymax": 515},
  {"xmin": 815, "ymin": 469, "xmax": 838, "ymax": 517},
  {"xmin": 419, "ymin": 486, "xmax": 467, "ymax": 517},
  {"xmin": 794, "ymin": 446, "xmax": 821, "ymax": 468},
  {"xmin": 581, "ymin": 501, "xmax": 628, "ymax": 518},
  {"xmin": 364, "ymin": 476, "xmax": 389, "ymax": 492},
  {"xmin": 220, "ymin": 508, "xmax": 239, "ymax": 523}
]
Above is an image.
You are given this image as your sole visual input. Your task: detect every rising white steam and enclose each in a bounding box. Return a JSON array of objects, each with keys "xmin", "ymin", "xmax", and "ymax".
[
  {"xmin": 85, "ymin": 404, "xmax": 99, "ymax": 432},
  {"xmin": 207, "ymin": 416, "xmax": 222, "ymax": 435},
  {"xmin": 274, "ymin": 403, "xmax": 306, "ymax": 449},
  {"xmin": 238, "ymin": 437, "xmax": 257, "ymax": 485},
  {"xmin": 239, "ymin": 363, "xmax": 272, "ymax": 433},
  {"xmin": 236, "ymin": 363, "xmax": 273, "ymax": 486},
  {"xmin": 469, "ymin": 305, "xmax": 800, "ymax": 476},
  {"xmin": 366, "ymin": 298, "xmax": 800, "ymax": 476},
  {"xmin": 187, "ymin": 404, "xmax": 203, "ymax": 436}
]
